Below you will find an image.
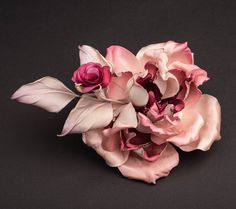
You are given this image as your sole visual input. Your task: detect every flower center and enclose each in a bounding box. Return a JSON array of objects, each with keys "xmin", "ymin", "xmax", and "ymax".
[
  {"xmin": 121, "ymin": 128, "xmax": 152, "ymax": 151},
  {"xmin": 135, "ymin": 62, "xmax": 185, "ymax": 121}
]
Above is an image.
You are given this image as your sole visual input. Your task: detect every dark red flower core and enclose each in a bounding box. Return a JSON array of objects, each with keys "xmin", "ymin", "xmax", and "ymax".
[
  {"xmin": 120, "ymin": 128, "xmax": 166, "ymax": 162},
  {"xmin": 121, "ymin": 128, "xmax": 151, "ymax": 151},
  {"xmin": 135, "ymin": 61, "xmax": 185, "ymax": 119}
]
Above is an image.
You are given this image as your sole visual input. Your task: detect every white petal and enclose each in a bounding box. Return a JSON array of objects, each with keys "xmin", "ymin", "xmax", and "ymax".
[
  {"xmin": 11, "ymin": 76, "xmax": 77, "ymax": 113},
  {"xmin": 153, "ymin": 75, "xmax": 167, "ymax": 95},
  {"xmin": 79, "ymin": 45, "xmax": 110, "ymax": 66},
  {"xmin": 113, "ymin": 103, "xmax": 138, "ymax": 129},
  {"xmin": 127, "ymin": 78, "xmax": 148, "ymax": 107},
  {"xmin": 162, "ymin": 73, "xmax": 180, "ymax": 99},
  {"xmin": 60, "ymin": 95, "xmax": 113, "ymax": 136}
]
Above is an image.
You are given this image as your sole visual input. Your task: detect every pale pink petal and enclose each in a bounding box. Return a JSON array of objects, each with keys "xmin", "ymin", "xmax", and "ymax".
[
  {"xmin": 128, "ymin": 84, "xmax": 149, "ymax": 107},
  {"xmin": 101, "ymin": 131, "xmax": 122, "ymax": 152},
  {"xmin": 79, "ymin": 45, "xmax": 110, "ymax": 66},
  {"xmin": 106, "ymin": 45, "xmax": 143, "ymax": 74},
  {"xmin": 59, "ymin": 95, "xmax": 113, "ymax": 136},
  {"xmin": 169, "ymin": 61, "xmax": 209, "ymax": 86},
  {"xmin": 169, "ymin": 69, "xmax": 186, "ymax": 85},
  {"xmin": 113, "ymin": 103, "xmax": 138, "ymax": 129},
  {"xmin": 136, "ymin": 41, "xmax": 193, "ymax": 68},
  {"xmin": 136, "ymin": 41, "xmax": 193, "ymax": 66},
  {"xmin": 164, "ymin": 41, "xmax": 193, "ymax": 65},
  {"xmin": 137, "ymin": 48, "xmax": 169, "ymax": 78},
  {"xmin": 183, "ymin": 83, "xmax": 202, "ymax": 106},
  {"xmin": 83, "ymin": 129, "xmax": 129, "ymax": 167},
  {"xmin": 11, "ymin": 76, "xmax": 77, "ymax": 113},
  {"xmin": 180, "ymin": 94, "xmax": 221, "ymax": 151},
  {"xmin": 136, "ymin": 43, "xmax": 165, "ymax": 64},
  {"xmin": 118, "ymin": 143, "xmax": 179, "ymax": 184},
  {"xmin": 137, "ymin": 113, "xmax": 176, "ymax": 137},
  {"xmin": 162, "ymin": 73, "xmax": 180, "ymax": 99},
  {"xmin": 153, "ymin": 72, "xmax": 180, "ymax": 99},
  {"xmin": 166, "ymin": 109, "xmax": 204, "ymax": 147},
  {"xmin": 106, "ymin": 72, "xmax": 132, "ymax": 101},
  {"xmin": 95, "ymin": 89, "xmax": 125, "ymax": 104},
  {"xmin": 153, "ymin": 74, "xmax": 167, "ymax": 95},
  {"xmin": 103, "ymin": 103, "xmax": 138, "ymax": 138}
]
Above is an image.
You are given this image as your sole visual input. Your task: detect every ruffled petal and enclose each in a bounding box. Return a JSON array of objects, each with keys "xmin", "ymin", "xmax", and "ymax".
[
  {"xmin": 118, "ymin": 143, "xmax": 179, "ymax": 184},
  {"xmin": 180, "ymin": 94, "xmax": 221, "ymax": 151},
  {"xmin": 106, "ymin": 45, "xmax": 143, "ymax": 74},
  {"xmin": 83, "ymin": 129, "xmax": 129, "ymax": 167},
  {"xmin": 59, "ymin": 95, "xmax": 113, "ymax": 136},
  {"xmin": 163, "ymin": 41, "xmax": 193, "ymax": 65},
  {"xmin": 168, "ymin": 61, "xmax": 209, "ymax": 86},
  {"xmin": 166, "ymin": 109, "xmax": 204, "ymax": 147},
  {"xmin": 11, "ymin": 76, "xmax": 77, "ymax": 113},
  {"xmin": 183, "ymin": 83, "xmax": 202, "ymax": 106},
  {"xmin": 161, "ymin": 73, "xmax": 180, "ymax": 99},
  {"xmin": 136, "ymin": 41, "xmax": 193, "ymax": 66},
  {"xmin": 137, "ymin": 113, "xmax": 176, "ymax": 137}
]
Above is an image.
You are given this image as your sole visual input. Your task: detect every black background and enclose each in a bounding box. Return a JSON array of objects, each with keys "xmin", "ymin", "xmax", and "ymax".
[{"xmin": 1, "ymin": 1, "xmax": 236, "ymax": 208}]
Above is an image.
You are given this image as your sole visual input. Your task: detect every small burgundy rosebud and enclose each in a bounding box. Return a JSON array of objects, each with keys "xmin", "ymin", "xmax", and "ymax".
[{"xmin": 72, "ymin": 62, "xmax": 111, "ymax": 93}]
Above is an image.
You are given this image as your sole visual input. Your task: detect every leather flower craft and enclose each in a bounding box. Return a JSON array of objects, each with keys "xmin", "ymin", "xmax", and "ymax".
[{"xmin": 12, "ymin": 41, "xmax": 221, "ymax": 184}]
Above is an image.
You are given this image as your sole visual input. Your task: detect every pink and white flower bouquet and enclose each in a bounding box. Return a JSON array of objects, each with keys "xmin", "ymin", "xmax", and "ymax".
[{"xmin": 12, "ymin": 41, "xmax": 221, "ymax": 184}]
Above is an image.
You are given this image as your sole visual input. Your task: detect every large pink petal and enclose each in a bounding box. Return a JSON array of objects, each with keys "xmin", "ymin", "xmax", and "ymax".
[
  {"xmin": 180, "ymin": 94, "xmax": 221, "ymax": 151},
  {"xmin": 106, "ymin": 45, "xmax": 143, "ymax": 74},
  {"xmin": 11, "ymin": 76, "xmax": 77, "ymax": 113},
  {"xmin": 166, "ymin": 109, "xmax": 204, "ymax": 148},
  {"xmin": 106, "ymin": 72, "xmax": 132, "ymax": 101},
  {"xmin": 118, "ymin": 143, "xmax": 179, "ymax": 184},
  {"xmin": 136, "ymin": 41, "xmax": 193, "ymax": 66},
  {"xmin": 183, "ymin": 83, "xmax": 202, "ymax": 106},
  {"xmin": 136, "ymin": 43, "xmax": 165, "ymax": 64},
  {"xmin": 79, "ymin": 45, "xmax": 110, "ymax": 66},
  {"xmin": 83, "ymin": 129, "xmax": 129, "ymax": 167},
  {"xmin": 59, "ymin": 95, "xmax": 113, "ymax": 136}
]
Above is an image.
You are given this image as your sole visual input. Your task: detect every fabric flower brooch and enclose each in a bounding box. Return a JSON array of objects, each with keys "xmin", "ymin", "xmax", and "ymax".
[{"xmin": 12, "ymin": 41, "xmax": 221, "ymax": 184}]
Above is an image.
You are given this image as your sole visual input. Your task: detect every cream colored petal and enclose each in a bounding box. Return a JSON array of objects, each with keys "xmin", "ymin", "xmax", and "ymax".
[
  {"xmin": 59, "ymin": 95, "xmax": 113, "ymax": 136},
  {"xmin": 79, "ymin": 45, "xmax": 110, "ymax": 66},
  {"xmin": 11, "ymin": 76, "xmax": 77, "ymax": 113}
]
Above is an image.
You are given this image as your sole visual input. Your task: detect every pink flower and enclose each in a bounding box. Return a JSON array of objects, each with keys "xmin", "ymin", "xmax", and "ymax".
[
  {"xmin": 72, "ymin": 62, "xmax": 111, "ymax": 93},
  {"xmin": 80, "ymin": 41, "xmax": 221, "ymax": 183},
  {"xmin": 11, "ymin": 41, "xmax": 221, "ymax": 184}
]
